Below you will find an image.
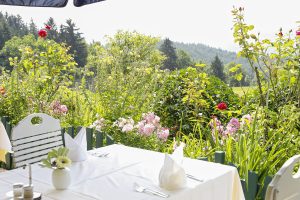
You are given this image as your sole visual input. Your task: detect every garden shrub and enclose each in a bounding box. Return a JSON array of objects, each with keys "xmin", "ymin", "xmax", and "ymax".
[
  {"xmin": 85, "ymin": 31, "xmax": 166, "ymax": 122},
  {"xmin": 154, "ymin": 67, "xmax": 240, "ymax": 135}
]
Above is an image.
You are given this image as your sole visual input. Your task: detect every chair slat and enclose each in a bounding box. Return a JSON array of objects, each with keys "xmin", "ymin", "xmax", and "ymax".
[
  {"xmin": 15, "ymin": 155, "xmax": 49, "ymax": 168},
  {"xmin": 11, "ymin": 113, "xmax": 61, "ymax": 140},
  {"xmin": 14, "ymin": 141, "xmax": 63, "ymax": 161},
  {"xmin": 9, "ymin": 113, "xmax": 63, "ymax": 169},
  {"xmin": 12, "ymin": 132, "xmax": 62, "ymax": 150},
  {"xmin": 13, "ymin": 140, "xmax": 63, "ymax": 157}
]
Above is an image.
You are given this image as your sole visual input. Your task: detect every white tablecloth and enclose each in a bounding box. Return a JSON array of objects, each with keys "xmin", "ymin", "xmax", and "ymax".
[{"xmin": 0, "ymin": 144, "xmax": 245, "ymax": 200}]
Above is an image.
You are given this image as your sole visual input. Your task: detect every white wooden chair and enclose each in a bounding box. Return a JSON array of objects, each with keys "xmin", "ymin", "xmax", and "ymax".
[
  {"xmin": 265, "ymin": 155, "xmax": 300, "ymax": 200},
  {"xmin": 10, "ymin": 113, "xmax": 63, "ymax": 168}
]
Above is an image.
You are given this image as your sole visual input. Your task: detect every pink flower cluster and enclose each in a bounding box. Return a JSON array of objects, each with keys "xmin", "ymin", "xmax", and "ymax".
[
  {"xmin": 136, "ymin": 112, "xmax": 169, "ymax": 141},
  {"xmin": 210, "ymin": 114, "xmax": 252, "ymax": 137},
  {"xmin": 113, "ymin": 112, "xmax": 170, "ymax": 142},
  {"xmin": 50, "ymin": 100, "xmax": 68, "ymax": 115},
  {"xmin": 209, "ymin": 117, "xmax": 224, "ymax": 135},
  {"xmin": 224, "ymin": 118, "xmax": 240, "ymax": 135}
]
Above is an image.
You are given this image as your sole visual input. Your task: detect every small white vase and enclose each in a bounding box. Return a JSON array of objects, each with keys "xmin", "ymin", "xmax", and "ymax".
[{"xmin": 52, "ymin": 168, "xmax": 71, "ymax": 190}]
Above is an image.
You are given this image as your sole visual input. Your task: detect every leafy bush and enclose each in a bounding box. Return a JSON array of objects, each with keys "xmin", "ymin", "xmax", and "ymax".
[
  {"xmin": 85, "ymin": 31, "xmax": 165, "ymax": 121},
  {"xmin": 154, "ymin": 67, "xmax": 240, "ymax": 134},
  {"xmin": 0, "ymin": 37, "xmax": 76, "ymax": 124}
]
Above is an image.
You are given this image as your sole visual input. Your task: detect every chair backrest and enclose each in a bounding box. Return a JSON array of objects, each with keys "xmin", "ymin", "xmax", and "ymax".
[
  {"xmin": 265, "ymin": 155, "xmax": 300, "ymax": 200},
  {"xmin": 11, "ymin": 113, "xmax": 63, "ymax": 168}
]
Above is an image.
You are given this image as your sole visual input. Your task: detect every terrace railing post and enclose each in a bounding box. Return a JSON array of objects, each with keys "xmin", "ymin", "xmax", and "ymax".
[
  {"xmin": 86, "ymin": 128, "xmax": 93, "ymax": 150},
  {"xmin": 61, "ymin": 128, "xmax": 66, "ymax": 146},
  {"xmin": 95, "ymin": 131, "xmax": 104, "ymax": 148},
  {"xmin": 67, "ymin": 127, "xmax": 75, "ymax": 138},
  {"xmin": 214, "ymin": 151, "xmax": 225, "ymax": 164},
  {"xmin": 261, "ymin": 175, "xmax": 273, "ymax": 200},
  {"xmin": 247, "ymin": 170, "xmax": 259, "ymax": 200},
  {"xmin": 5, "ymin": 152, "xmax": 12, "ymax": 170},
  {"xmin": 106, "ymin": 134, "xmax": 114, "ymax": 145}
]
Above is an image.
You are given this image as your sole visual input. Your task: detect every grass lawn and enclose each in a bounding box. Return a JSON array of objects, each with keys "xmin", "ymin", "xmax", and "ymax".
[{"xmin": 232, "ymin": 86, "xmax": 255, "ymax": 96}]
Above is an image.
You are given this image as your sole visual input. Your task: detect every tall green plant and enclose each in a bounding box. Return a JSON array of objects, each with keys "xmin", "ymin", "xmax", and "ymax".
[{"xmin": 85, "ymin": 31, "xmax": 165, "ymax": 121}]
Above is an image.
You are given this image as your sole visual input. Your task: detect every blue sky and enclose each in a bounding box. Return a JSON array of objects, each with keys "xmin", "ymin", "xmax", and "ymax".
[{"xmin": 0, "ymin": 0, "xmax": 299, "ymax": 51}]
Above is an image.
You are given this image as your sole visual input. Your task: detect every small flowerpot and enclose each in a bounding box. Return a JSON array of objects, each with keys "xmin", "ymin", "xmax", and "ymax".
[{"xmin": 52, "ymin": 168, "xmax": 71, "ymax": 190}]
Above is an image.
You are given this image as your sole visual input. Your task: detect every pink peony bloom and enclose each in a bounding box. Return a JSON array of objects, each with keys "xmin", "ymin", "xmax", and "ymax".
[
  {"xmin": 229, "ymin": 118, "xmax": 240, "ymax": 129},
  {"xmin": 152, "ymin": 116, "xmax": 160, "ymax": 126},
  {"xmin": 224, "ymin": 118, "xmax": 240, "ymax": 136},
  {"xmin": 296, "ymin": 30, "xmax": 300, "ymax": 37},
  {"xmin": 142, "ymin": 123, "xmax": 156, "ymax": 136},
  {"xmin": 157, "ymin": 128, "xmax": 169, "ymax": 142},
  {"xmin": 144, "ymin": 112, "xmax": 156, "ymax": 124},
  {"xmin": 136, "ymin": 120, "xmax": 146, "ymax": 134},
  {"xmin": 60, "ymin": 105, "xmax": 68, "ymax": 114},
  {"xmin": 122, "ymin": 124, "xmax": 134, "ymax": 133}
]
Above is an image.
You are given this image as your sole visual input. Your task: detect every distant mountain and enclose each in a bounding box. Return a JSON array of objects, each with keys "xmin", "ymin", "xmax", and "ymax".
[{"xmin": 172, "ymin": 41, "xmax": 252, "ymax": 74}]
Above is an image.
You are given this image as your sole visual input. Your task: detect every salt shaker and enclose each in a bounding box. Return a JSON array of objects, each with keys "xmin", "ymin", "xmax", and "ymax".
[
  {"xmin": 13, "ymin": 183, "xmax": 23, "ymax": 197},
  {"xmin": 23, "ymin": 185, "xmax": 34, "ymax": 199}
]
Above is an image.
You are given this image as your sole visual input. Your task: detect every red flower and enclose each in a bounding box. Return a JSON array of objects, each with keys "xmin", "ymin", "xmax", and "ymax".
[
  {"xmin": 38, "ymin": 29, "xmax": 47, "ymax": 38},
  {"xmin": 217, "ymin": 102, "xmax": 227, "ymax": 110},
  {"xmin": 296, "ymin": 30, "xmax": 300, "ymax": 36},
  {"xmin": 45, "ymin": 25, "xmax": 52, "ymax": 30},
  {"xmin": 0, "ymin": 86, "xmax": 6, "ymax": 95},
  {"xmin": 278, "ymin": 32, "xmax": 283, "ymax": 37}
]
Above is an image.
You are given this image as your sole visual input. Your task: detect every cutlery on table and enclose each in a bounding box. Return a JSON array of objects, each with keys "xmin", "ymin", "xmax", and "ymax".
[
  {"xmin": 134, "ymin": 183, "xmax": 169, "ymax": 198},
  {"xmin": 186, "ymin": 174, "xmax": 204, "ymax": 182},
  {"xmin": 91, "ymin": 152, "xmax": 110, "ymax": 157}
]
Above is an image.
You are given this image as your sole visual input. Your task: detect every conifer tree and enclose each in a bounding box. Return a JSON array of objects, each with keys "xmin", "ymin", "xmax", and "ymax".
[{"xmin": 159, "ymin": 38, "xmax": 178, "ymax": 70}]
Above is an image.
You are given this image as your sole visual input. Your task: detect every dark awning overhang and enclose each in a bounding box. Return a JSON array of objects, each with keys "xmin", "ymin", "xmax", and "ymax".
[{"xmin": 0, "ymin": 0, "xmax": 105, "ymax": 7}]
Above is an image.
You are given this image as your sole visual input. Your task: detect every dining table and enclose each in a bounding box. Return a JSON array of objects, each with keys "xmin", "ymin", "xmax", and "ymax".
[{"xmin": 0, "ymin": 144, "xmax": 245, "ymax": 200}]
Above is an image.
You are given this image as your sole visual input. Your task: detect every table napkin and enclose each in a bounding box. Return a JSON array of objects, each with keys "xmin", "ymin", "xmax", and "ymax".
[
  {"xmin": 64, "ymin": 128, "xmax": 88, "ymax": 162},
  {"xmin": 159, "ymin": 144, "xmax": 187, "ymax": 190},
  {"xmin": 0, "ymin": 121, "xmax": 12, "ymax": 163}
]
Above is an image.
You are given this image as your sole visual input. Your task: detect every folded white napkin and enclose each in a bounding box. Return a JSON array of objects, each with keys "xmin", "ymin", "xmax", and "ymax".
[
  {"xmin": 159, "ymin": 144, "xmax": 187, "ymax": 190},
  {"xmin": 0, "ymin": 121, "xmax": 12, "ymax": 163},
  {"xmin": 64, "ymin": 128, "xmax": 88, "ymax": 162}
]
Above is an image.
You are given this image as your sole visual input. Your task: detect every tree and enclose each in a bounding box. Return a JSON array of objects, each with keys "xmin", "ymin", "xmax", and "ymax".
[
  {"xmin": 44, "ymin": 17, "xmax": 59, "ymax": 42},
  {"xmin": 159, "ymin": 38, "xmax": 178, "ymax": 70},
  {"xmin": 176, "ymin": 49, "xmax": 194, "ymax": 68},
  {"xmin": 210, "ymin": 55, "xmax": 226, "ymax": 82},
  {"xmin": 0, "ymin": 18, "xmax": 11, "ymax": 50},
  {"xmin": 5, "ymin": 13, "xmax": 28, "ymax": 37},
  {"xmin": 28, "ymin": 19, "xmax": 38, "ymax": 37},
  {"xmin": 60, "ymin": 19, "xmax": 88, "ymax": 67}
]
